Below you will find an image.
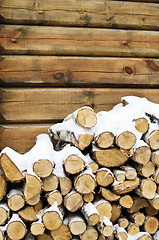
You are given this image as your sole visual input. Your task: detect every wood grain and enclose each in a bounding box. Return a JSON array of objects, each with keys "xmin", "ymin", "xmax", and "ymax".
[
  {"xmin": 1, "ymin": 88, "xmax": 159, "ymax": 123},
  {"xmin": 1, "ymin": 0, "xmax": 159, "ymax": 30},
  {"xmin": 0, "ymin": 124, "xmax": 51, "ymax": 153},
  {"xmin": 0, "ymin": 25, "xmax": 159, "ymax": 57},
  {"xmin": 0, "ymin": 56, "xmax": 159, "ymax": 87}
]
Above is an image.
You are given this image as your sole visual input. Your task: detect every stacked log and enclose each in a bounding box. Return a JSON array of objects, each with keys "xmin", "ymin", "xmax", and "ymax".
[{"xmin": 0, "ymin": 97, "xmax": 159, "ymax": 239}]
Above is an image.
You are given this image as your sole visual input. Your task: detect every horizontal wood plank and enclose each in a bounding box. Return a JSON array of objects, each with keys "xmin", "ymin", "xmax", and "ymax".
[
  {"xmin": 0, "ymin": 124, "xmax": 51, "ymax": 153},
  {"xmin": 1, "ymin": 88, "xmax": 159, "ymax": 123},
  {"xmin": 1, "ymin": 0, "xmax": 159, "ymax": 30},
  {"xmin": 0, "ymin": 25, "xmax": 159, "ymax": 57},
  {"xmin": 0, "ymin": 56, "xmax": 159, "ymax": 87}
]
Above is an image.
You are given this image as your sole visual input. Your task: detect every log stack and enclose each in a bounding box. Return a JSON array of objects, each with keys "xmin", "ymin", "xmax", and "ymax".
[{"xmin": 0, "ymin": 96, "xmax": 159, "ymax": 239}]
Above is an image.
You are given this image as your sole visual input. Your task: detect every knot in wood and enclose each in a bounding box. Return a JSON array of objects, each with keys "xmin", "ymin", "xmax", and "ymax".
[
  {"xmin": 54, "ymin": 72, "xmax": 65, "ymax": 80},
  {"xmin": 123, "ymin": 67, "xmax": 134, "ymax": 75}
]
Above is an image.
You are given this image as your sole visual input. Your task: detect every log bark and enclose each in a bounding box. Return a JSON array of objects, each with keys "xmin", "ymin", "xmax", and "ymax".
[
  {"xmin": 148, "ymin": 193, "xmax": 159, "ymax": 210},
  {"xmin": 151, "ymin": 151, "xmax": 159, "ymax": 167}
]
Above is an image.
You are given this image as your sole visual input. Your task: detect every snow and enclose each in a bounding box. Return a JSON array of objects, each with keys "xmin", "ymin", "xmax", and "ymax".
[
  {"xmin": 43, "ymin": 202, "xmax": 63, "ymax": 220},
  {"xmin": 7, "ymin": 189, "xmax": 23, "ymax": 198},
  {"xmin": 102, "ymin": 216, "xmax": 113, "ymax": 227},
  {"xmin": 82, "ymin": 202, "xmax": 99, "ymax": 217},
  {"xmin": 49, "ymin": 107, "xmax": 97, "ymax": 143}
]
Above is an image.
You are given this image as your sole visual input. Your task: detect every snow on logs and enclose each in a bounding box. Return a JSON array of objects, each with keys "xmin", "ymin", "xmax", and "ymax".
[{"xmin": 0, "ymin": 97, "xmax": 159, "ymax": 239}]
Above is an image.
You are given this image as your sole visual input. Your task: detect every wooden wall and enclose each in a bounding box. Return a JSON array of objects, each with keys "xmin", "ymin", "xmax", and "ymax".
[{"xmin": 0, "ymin": 0, "xmax": 159, "ymax": 153}]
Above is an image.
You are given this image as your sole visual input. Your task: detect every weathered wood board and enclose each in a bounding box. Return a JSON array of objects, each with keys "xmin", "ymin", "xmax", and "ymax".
[
  {"xmin": 1, "ymin": 88, "xmax": 159, "ymax": 123},
  {"xmin": 1, "ymin": 25, "xmax": 159, "ymax": 57},
  {"xmin": 0, "ymin": 124, "xmax": 50, "ymax": 153},
  {"xmin": 1, "ymin": 0, "xmax": 159, "ymax": 29},
  {"xmin": 0, "ymin": 56, "xmax": 159, "ymax": 87}
]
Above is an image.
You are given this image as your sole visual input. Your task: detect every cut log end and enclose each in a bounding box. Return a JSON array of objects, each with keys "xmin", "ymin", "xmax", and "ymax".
[
  {"xmin": 33, "ymin": 159, "xmax": 53, "ymax": 178},
  {"xmin": 96, "ymin": 132, "xmax": 114, "ymax": 149},
  {"xmin": 133, "ymin": 146, "xmax": 151, "ymax": 165},
  {"xmin": 88, "ymin": 214, "xmax": 99, "ymax": 226},
  {"xmin": 42, "ymin": 174, "xmax": 58, "ymax": 192},
  {"xmin": 8, "ymin": 194, "xmax": 25, "ymax": 211},
  {"xmin": 83, "ymin": 192, "xmax": 94, "ymax": 203},
  {"xmin": 96, "ymin": 169, "xmax": 114, "ymax": 187},
  {"xmin": 51, "ymin": 224, "xmax": 72, "ymax": 240},
  {"xmin": 94, "ymin": 149, "xmax": 128, "ymax": 168},
  {"xmin": 7, "ymin": 221, "xmax": 26, "ymax": 240},
  {"xmin": 59, "ymin": 177, "xmax": 72, "ymax": 196},
  {"xmin": 0, "ymin": 153, "xmax": 24, "ymax": 182},
  {"xmin": 69, "ymin": 220, "xmax": 86, "ymax": 235},
  {"xmin": 144, "ymin": 216, "xmax": 159, "ymax": 234},
  {"xmin": 119, "ymin": 195, "xmax": 133, "ymax": 209},
  {"xmin": 116, "ymin": 131, "xmax": 136, "ymax": 150},
  {"xmin": 78, "ymin": 134, "xmax": 94, "ymax": 150},
  {"xmin": 149, "ymin": 130, "xmax": 159, "ymax": 150},
  {"xmin": 47, "ymin": 190, "xmax": 63, "ymax": 206},
  {"xmin": 141, "ymin": 179, "xmax": 157, "ymax": 200},
  {"xmin": 64, "ymin": 155, "xmax": 85, "ymax": 174},
  {"xmin": 76, "ymin": 108, "xmax": 97, "ymax": 129},
  {"xmin": 102, "ymin": 226, "xmax": 113, "ymax": 237},
  {"xmin": 30, "ymin": 222, "xmax": 45, "ymax": 236},
  {"xmin": 42, "ymin": 211, "xmax": 62, "ymax": 231},
  {"xmin": 0, "ymin": 174, "xmax": 6, "ymax": 201},
  {"xmin": 75, "ymin": 174, "xmax": 96, "ymax": 194},
  {"xmin": 64, "ymin": 192, "xmax": 83, "ymax": 212},
  {"xmin": 135, "ymin": 118, "xmax": 149, "ymax": 134},
  {"xmin": 81, "ymin": 228, "xmax": 98, "ymax": 240},
  {"xmin": 0, "ymin": 206, "xmax": 8, "ymax": 225}
]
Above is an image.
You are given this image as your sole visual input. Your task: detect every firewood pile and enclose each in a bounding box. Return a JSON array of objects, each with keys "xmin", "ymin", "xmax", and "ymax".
[{"xmin": 0, "ymin": 96, "xmax": 159, "ymax": 240}]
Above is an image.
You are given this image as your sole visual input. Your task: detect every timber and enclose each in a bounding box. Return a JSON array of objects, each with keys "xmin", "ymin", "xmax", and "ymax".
[
  {"xmin": 1, "ymin": 0, "xmax": 159, "ymax": 30},
  {"xmin": 2, "ymin": 88, "xmax": 159, "ymax": 123},
  {"xmin": 0, "ymin": 25, "xmax": 159, "ymax": 57},
  {"xmin": 1, "ymin": 56, "xmax": 159, "ymax": 87}
]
